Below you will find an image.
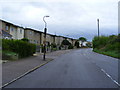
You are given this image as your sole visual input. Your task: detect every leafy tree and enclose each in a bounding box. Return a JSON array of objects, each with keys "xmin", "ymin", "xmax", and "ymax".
[
  {"xmin": 61, "ymin": 39, "xmax": 71, "ymax": 49},
  {"xmin": 79, "ymin": 37, "xmax": 87, "ymax": 47},
  {"xmin": 61, "ymin": 39, "xmax": 71, "ymax": 45}
]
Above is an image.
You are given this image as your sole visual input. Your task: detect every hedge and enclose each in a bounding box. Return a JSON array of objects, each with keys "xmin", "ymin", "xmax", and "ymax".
[{"xmin": 2, "ymin": 39, "xmax": 36, "ymax": 58}]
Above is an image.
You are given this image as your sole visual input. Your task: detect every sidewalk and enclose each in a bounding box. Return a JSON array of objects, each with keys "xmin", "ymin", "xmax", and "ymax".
[{"xmin": 2, "ymin": 49, "xmax": 73, "ymax": 86}]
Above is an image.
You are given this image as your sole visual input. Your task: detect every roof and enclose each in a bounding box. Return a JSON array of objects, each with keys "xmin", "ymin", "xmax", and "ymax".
[
  {"xmin": 0, "ymin": 19, "xmax": 77, "ymax": 40},
  {"xmin": 25, "ymin": 28, "xmax": 43, "ymax": 33},
  {"xmin": 0, "ymin": 19, "xmax": 24, "ymax": 29}
]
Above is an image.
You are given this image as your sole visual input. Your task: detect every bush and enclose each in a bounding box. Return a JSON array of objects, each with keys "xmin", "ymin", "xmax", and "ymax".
[
  {"xmin": 52, "ymin": 48, "xmax": 57, "ymax": 51},
  {"xmin": 92, "ymin": 36, "xmax": 109, "ymax": 49},
  {"xmin": 68, "ymin": 44, "xmax": 74, "ymax": 49},
  {"xmin": 21, "ymin": 38, "xmax": 29, "ymax": 42},
  {"xmin": 92, "ymin": 35, "xmax": 120, "ymax": 50},
  {"xmin": 92, "ymin": 35, "xmax": 120, "ymax": 58},
  {"xmin": 51, "ymin": 43, "xmax": 57, "ymax": 51},
  {"xmin": 2, "ymin": 39, "xmax": 36, "ymax": 58},
  {"xmin": 61, "ymin": 39, "xmax": 71, "ymax": 45},
  {"xmin": 51, "ymin": 43, "xmax": 57, "ymax": 48}
]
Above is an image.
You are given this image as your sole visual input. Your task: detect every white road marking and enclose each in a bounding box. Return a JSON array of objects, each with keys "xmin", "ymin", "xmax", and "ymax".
[{"xmin": 101, "ymin": 69, "xmax": 120, "ymax": 87}]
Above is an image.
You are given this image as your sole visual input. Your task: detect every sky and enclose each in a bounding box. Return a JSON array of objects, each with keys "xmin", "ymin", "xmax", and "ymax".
[{"xmin": 0, "ymin": 0, "xmax": 119, "ymax": 41}]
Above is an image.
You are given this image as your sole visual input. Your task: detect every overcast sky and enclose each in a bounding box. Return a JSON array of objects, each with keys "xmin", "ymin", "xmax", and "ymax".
[{"xmin": 0, "ymin": 0, "xmax": 119, "ymax": 41}]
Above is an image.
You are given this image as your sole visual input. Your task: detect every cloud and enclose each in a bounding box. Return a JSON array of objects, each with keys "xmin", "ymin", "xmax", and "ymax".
[{"xmin": 0, "ymin": 0, "xmax": 119, "ymax": 41}]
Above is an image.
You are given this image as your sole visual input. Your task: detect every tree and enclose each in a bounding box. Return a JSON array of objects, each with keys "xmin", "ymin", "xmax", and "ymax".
[
  {"xmin": 61, "ymin": 39, "xmax": 71, "ymax": 45},
  {"xmin": 79, "ymin": 37, "xmax": 87, "ymax": 47},
  {"xmin": 61, "ymin": 39, "xmax": 71, "ymax": 49}
]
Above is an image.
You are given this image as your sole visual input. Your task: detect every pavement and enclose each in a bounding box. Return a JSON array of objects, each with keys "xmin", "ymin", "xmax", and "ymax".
[
  {"xmin": 2, "ymin": 49, "xmax": 73, "ymax": 86},
  {"xmin": 3, "ymin": 48, "xmax": 119, "ymax": 88}
]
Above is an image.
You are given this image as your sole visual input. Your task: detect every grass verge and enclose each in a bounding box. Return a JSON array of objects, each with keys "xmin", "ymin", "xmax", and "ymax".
[
  {"xmin": 93, "ymin": 49, "xmax": 120, "ymax": 59},
  {"xmin": 2, "ymin": 51, "xmax": 18, "ymax": 60}
]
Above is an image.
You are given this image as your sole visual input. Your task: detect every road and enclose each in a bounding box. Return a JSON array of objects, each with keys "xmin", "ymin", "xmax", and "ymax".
[{"xmin": 5, "ymin": 48, "xmax": 118, "ymax": 88}]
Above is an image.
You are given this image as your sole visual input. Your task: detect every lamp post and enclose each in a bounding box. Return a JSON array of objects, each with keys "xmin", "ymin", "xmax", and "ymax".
[
  {"xmin": 43, "ymin": 15, "xmax": 50, "ymax": 60},
  {"xmin": 97, "ymin": 19, "xmax": 100, "ymax": 38}
]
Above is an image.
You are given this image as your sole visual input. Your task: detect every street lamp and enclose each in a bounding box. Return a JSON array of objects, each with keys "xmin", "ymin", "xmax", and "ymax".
[
  {"xmin": 97, "ymin": 19, "xmax": 100, "ymax": 38},
  {"xmin": 43, "ymin": 15, "xmax": 50, "ymax": 60}
]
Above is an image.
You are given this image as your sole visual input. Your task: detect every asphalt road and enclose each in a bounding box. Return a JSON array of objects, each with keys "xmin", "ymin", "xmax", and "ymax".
[{"xmin": 5, "ymin": 48, "xmax": 119, "ymax": 88}]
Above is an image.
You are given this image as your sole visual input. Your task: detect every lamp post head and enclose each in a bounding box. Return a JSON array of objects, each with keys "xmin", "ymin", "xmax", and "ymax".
[
  {"xmin": 44, "ymin": 15, "xmax": 50, "ymax": 18},
  {"xmin": 46, "ymin": 16, "xmax": 50, "ymax": 17}
]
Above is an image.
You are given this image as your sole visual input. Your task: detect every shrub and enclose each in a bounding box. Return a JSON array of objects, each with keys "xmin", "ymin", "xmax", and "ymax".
[
  {"xmin": 51, "ymin": 43, "xmax": 57, "ymax": 48},
  {"xmin": 52, "ymin": 48, "xmax": 57, "ymax": 51},
  {"xmin": 2, "ymin": 39, "xmax": 36, "ymax": 58},
  {"xmin": 68, "ymin": 44, "xmax": 74, "ymax": 49},
  {"xmin": 92, "ymin": 35, "xmax": 120, "ymax": 58},
  {"xmin": 92, "ymin": 36, "xmax": 109, "ymax": 49},
  {"xmin": 51, "ymin": 43, "xmax": 57, "ymax": 51},
  {"xmin": 21, "ymin": 38, "xmax": 29, "ymax": 42},
  {"xmin": 61, "ymin": 39, "xmax": 71, "ymax": 46}
]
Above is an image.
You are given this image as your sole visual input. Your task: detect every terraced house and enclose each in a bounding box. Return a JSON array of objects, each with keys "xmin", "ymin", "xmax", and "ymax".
[
  {"xmin": 24, "ymin": 28, "xmax": 44, "ymax": 52},
  {"xmin": 0, "ymin": 20, "xmax": 24, "ymax": 39},
  {"xmin": 24, "ymin": 28, "xmax": 43, "ymax": 45},
  {"xmin": 1, "ymin": 19, "xmax": 77, "ymax": 52}
]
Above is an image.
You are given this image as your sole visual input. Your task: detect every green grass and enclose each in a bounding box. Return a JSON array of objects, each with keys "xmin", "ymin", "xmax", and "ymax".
[
  {"xmin": 52, "ymin": 48, "xmax": 57, "ymax": 51},
  {"xmin": 2, "ymin": 50, "xmax": 18, "ymax": 60},
  {"xmin": 93, "ymin": 49, "xmax": 120, "ymax": 59},
  {"xmin": 3, "ymin": 50, "xmax": 17, "ymax": 55}
]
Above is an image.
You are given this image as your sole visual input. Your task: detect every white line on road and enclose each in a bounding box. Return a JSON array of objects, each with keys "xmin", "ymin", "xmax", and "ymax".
[{"xmin": 101, "ymin": 69, "xmax": 120, "ymax": 87}]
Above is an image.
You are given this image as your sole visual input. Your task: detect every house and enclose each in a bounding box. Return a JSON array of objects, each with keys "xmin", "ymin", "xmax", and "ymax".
[
  {"xmin": 0, "ymin": 20, "xmax": 11, "ymax": 39},
  {"xmin": 2, "ymin": 30, "xmax": 12, "ymax": 39},
  {"xmin": 79, "ymin": 41, "xmax": 89, "ymax": 47},
  {"xmin": 46, "ymin": 33, "xmax": 54, "ymax": 45},
  {"xmin": 72, "ymin": 39, "xmax": 76, "ymax": 46},
  {"xmin": 24, "ymin": 28, "xmax": 42, "ymax": 45},
  {"xmin": 55, "ymin": 36, "xmax": 65, "ymax": 46},
  {"xmin": 24, "ymin": 28, "xmax": 43, "ymax": 52},
  {"xmin": 0, "ymin": 19, "xmax": 24, "ymax": 39},
  {"xmin": 16, "ymin": 26, "xmax": 24, "ymax": 39},
  {"xmin": 1, "ymin": 19, "xmax": 78, "ymax": 52}
]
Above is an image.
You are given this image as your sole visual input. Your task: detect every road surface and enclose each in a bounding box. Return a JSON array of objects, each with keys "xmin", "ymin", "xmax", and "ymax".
[{"xmin": 5, "ymin": 48, "xmax": 119, "ymax": 88}]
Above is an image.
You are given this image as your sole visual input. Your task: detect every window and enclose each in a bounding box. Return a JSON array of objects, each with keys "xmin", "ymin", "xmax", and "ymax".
[
  {"xmin": 20, "ymin": 29, "xmax": 22, "ymax": 34},
  {"xmin": 34, "ymin": 32, "xmax": 36, "ymax": 35},
  {"xmin": 6, "ymin": 26, "xmax": 8, "ymax": 30},
  {"xmin": 29, "ymin": 31, "xmax": 32, "ymax": 35},
  {"xmin": 11, "ymin": 27, "xmax": 14, "ymax": 31}
]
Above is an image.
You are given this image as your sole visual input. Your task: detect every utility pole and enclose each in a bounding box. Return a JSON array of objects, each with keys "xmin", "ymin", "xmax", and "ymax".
[{"xmin": 97, "ymin": 19, "xmax": 100, "ymax": 38}]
